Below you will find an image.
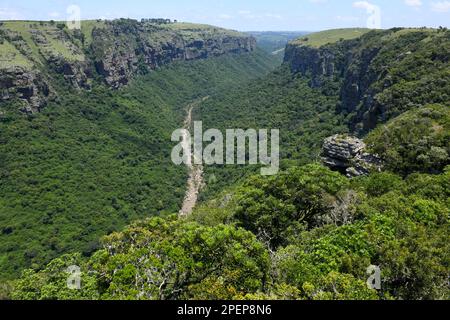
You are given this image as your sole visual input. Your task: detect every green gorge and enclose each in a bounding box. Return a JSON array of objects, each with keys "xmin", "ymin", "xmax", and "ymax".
[
  {"xmin": 0, "ymin": 19, "xmax": 278, "ymax": 281},
  {"xmin": 0, "ymin": 20, "xmax": 448, "ymax": 300}
]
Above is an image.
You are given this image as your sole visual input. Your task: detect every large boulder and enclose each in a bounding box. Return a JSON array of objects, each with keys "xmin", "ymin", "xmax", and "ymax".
[
  {"xmin": 0, "ymin": 66, "xmax": 53, "ymax": 114},
  {"xmin": 321, "ymin": 134, "xmax": 382, "ymax": 177}
]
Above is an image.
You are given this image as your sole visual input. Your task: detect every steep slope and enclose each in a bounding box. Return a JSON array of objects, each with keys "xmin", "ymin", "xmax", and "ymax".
[
  {"xmin": 4, "ymin": 27, "xmax": 450, "ymax": 300},
  {"xmin": 0, "ymin": 19, "xmax": 256, "ymax": 113},
  {"xmin": 285, "ymin": 28, "xmax": 450, "ymax": 133},
  {"xmin": 365, "ymin": 104, "xmax": 449, "ymax": 175},
  {"xmin": 194, "ymin": 28, "xmax": 449, "ymax": 200},
  {"xmin": 196, "ymin": 64, "xmax": 347, "ymax": 199},
  {"xmin": 0, "ymin": 20, "xmax": 277, "ymax": 280}
]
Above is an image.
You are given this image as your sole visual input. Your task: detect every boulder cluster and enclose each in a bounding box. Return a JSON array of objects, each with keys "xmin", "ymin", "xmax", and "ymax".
[
  {"xmin": 0, "ymin": 66, "xmax": 52, "ymax": 114},
  {"xmin": 321, "ymin": 134, "xmax": 383, "ymax": 177}
]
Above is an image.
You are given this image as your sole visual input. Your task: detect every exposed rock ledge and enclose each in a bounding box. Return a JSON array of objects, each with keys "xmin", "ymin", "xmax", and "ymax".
[
  {"xmin": 321, "ymin": 134, "xmax": 383, "ymax": 178},
  {"xmin": 0, "ymin": 66, "xmax": 53, "ymax": 114}
]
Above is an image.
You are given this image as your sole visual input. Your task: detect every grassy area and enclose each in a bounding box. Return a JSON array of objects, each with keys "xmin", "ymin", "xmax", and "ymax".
[
  {"xmin": 164, "ymin": 22, "xmax": 218, "ymax": 30},
  {"xmin": 380, "ymin": 27, "xmax": 436, "ymax": 42},
  {"xmin": 80, "ymin": 20, "xmax": 106, "ymax": 47},
  {"xmin": 2, "ymin": 21, "xmax": 43, "ymax": 63},
  {"xmin": 1, "ymin": 20, "xmax": 249, "ymax": 66},
  {"xmin": 163, "ymin": 22, "xmax": 243, "ymax": 37},
  {"xmin": 0, "ymin": 41, "xmax": 33, "ymax": 69},
  {"xmin": 1, "ymin": 21, "xmax": 85, "ymax": 63},
  {"xmin": 42, "ymin": 29, "xmax": 85, "ymax": 62},
  {"xmin": 291, "ymin": 28, "xmax": 370, "ymax": 47}
]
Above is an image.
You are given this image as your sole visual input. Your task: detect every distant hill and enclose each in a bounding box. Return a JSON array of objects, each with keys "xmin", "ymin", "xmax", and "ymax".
[
  {"xmin": 247, "ymin": 31, "xmax": 310, "ymax": 61},
  {"xmin": 290, "ymin": 28, "xmax": 370, "ymax": 47}
]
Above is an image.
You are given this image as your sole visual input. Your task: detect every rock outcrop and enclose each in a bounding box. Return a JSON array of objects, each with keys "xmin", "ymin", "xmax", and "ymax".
[
  {"xmin": 0, "ymin": 66, "xmax": 52, "ymax": 114},
  {"xmin": 321, "ymin": 134, "xmax": 382, "ymax": 178},
  {"xmin": 0, "ymin": 19, "xmax": 257, "ymax": 112},
  {"xmin": 29, "ymin": 29, "xmax": 91, "ymax": 90},
  {"xmin": 284, "ymin": 28, "xmax": 450, "ymax": 134},
  {"xmin": 91, "ymin": 20, "xmax": 256, "ymax": 88},
  {"xmin": 284, "ymin": 40, "xmax": 355, "ymax": 88}
]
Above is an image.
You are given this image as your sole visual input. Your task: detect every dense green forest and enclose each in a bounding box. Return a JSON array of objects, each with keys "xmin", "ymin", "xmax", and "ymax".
[
  {"xmin": 196, "ymin": 64, "xmax": 348, "ymax": 199},
  {"xmin": 199, "ymin": 27, "xmax": 450, "ymax": 199},
  {"xmin": 0, "ymin": 50, "xmax": 278, "ymax": 281},
  {"xmin": 1, "ymin": 24, "xmax": 449, "ymax": 300},
  {"xmin": 10, "ymin": 165, "xmax": 449, "ymax": 300}
]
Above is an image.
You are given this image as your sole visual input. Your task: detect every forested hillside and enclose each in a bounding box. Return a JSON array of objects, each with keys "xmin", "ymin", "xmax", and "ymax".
[
  {"xmin": 198, "ymin": 27, "xmax": 450, "ymax": 198},
  {"xmin": 196, "ymin": 64, "xmax": 348, "ymax": 198},
  {"xmin": 0, "ymin": 19, "xmax": 278, "ymax": 281},
  {"xmin": 285, "ymin": 28, "xmax": 450, "ymax": 133},
  {"xmin": 11, "ymin": 165, "xmax": 449, "ymax": 300},
  {"xmin": 2, "ymin": 25, "xmax": 449, "ymax": 300}
]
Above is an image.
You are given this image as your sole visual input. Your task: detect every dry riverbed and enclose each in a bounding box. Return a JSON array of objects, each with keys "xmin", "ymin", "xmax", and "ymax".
[{"xmin": 179, "ymin": 97, "xmax": 209, "ymax": 217}]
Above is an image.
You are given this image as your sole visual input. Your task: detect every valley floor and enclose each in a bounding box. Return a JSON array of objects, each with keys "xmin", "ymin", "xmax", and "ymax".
[{"xmin": 179, "ymin": 97, "xmax": 209, "ymax": 217}]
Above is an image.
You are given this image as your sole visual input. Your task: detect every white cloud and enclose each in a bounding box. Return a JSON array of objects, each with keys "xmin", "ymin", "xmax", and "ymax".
[
  {"xmin": 48, "ymin": 11, "xmax": 61, "ymax": 18},
  {"xmin": 404, "ymin": 0, "xmax": 423, "ymax": 7},
  {"xmin": 353, "ymin": 1, "xmax": 377, "ymax": 11},
  {"xmin": 0, "ymin": 7, "xmax": 23, "ymax": 20},
  {"xmin": 431, "ymin": 1, "xmax": 450, "ymax": 12},
  {"xmin": 336, "ymin": 15, "xmax": 360, "ymax": 22},
  {"xmin": 218, "ymin": 14, "xmax": 232, "ymax": 20},
  {"xmin": 353, "ymin": 1, "xmax": 381, "ymax": 29},
  {"xmin": 264, "ymin": 13, "xmax": 282, "ymax": 19},
  {"xmin": 237, "ymin": 10, "xmax": 282, "ymax": 20}
]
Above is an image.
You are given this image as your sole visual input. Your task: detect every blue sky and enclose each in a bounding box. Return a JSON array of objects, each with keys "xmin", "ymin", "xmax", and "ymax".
[{"xmin": 0, "ymin": 0, "xmax": 449, "ymax": 31}]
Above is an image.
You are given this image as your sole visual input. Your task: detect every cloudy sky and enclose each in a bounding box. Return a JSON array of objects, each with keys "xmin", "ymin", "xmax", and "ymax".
[{"xmin": 0, "ymin": 0, "xmax": 449, "ymax": 31}]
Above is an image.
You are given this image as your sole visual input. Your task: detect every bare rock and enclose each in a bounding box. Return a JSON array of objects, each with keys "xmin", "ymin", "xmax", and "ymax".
[
  {"xmin": 0, "ymin": 66, "xmax": 53, "ymax": 114},
  {"xmin": 91, "ymin": 21, "xmax": 257, "ymax": 89},
  {"xmin": 321, "ymin": 134, "xmax": 382, "ymax": 177}
]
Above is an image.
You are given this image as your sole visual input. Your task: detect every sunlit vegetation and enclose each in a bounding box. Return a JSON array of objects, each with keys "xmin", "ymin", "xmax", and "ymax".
[
  {"xmin": 0, "ymin": 50, "xmax": 278, "ymax": 281},
  {"xmin": 291, "ymin": 28, "xmax": 370, "ymax": 47},
  {"xmin": 2, "ymin": 25, "xmax": 449, "ymax": 301},
  {"xmin": 11, "ymin": 165, "xmax": 449, "ymax": 300}
]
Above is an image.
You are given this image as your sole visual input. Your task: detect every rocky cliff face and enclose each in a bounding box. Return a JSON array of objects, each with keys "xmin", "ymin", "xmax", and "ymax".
[
  {"xmin": 30, "ymin": 28, "xmax": 91, "ymax": 90},
  {"xmin": 0, "ymin": 19, "xmax": 256, "ymax": 112},
  {"xmin": 284, "ymin": 37, "xmax": 382, "ymax": 131},
  {"xmin": 0, "ymin": 29, "xmax": 53, "ymax": 113},
  {"xmin": 321, "ymin": 134, "xmax": 383, "ymax": 178},
  {"xmin": 284, "ymin": 41, "xmax": 351, "ymax": 87},
  {"xmin": 92, "ymin": 20, "xmax": 256, "ymax": 88},
  {"xmin": 0, "ymin": 66, "xmax": 52, "ymax": 114},
  {"xmin": 284, "ymin": 28, "xmax": 450, "ymax": 134}
]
